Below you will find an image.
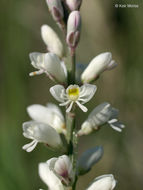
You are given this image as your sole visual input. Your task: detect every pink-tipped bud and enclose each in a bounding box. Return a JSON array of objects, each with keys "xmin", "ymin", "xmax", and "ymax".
[
  {"xmin": 46, "ymin": 0, "xmax": 64, "ymax": 22},
  {"xmin": 66, "ymin": 11, "xmax": 81, "ymax": 49},
  {"xmin": 65, "ymin": 0, "xmax": 82, "ymax": 11}
]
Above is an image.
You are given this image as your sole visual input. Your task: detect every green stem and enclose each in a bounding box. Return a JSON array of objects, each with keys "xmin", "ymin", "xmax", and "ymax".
[{"xmin": 66, "ymin": 47, "xmax": 78, "ymax": 189}]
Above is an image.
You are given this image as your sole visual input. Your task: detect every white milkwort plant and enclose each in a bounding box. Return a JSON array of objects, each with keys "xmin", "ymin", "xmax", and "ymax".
[{"xmin": 22, "ymin": 0, "xmax": 125, "ymax": 190}]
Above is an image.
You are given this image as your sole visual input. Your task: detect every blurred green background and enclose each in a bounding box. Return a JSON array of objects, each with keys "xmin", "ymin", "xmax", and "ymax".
[{"xmin": 0, "ymin": 0, "xmax": 143, "ymax": 189}]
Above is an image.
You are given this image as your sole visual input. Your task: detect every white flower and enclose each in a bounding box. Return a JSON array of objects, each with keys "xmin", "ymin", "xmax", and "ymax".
[
  {"xmin": 81, "ymin": 52, "xmax": 117, "ymax": 83},
  {"xmin": 78, "ymin": 102, "xmax": 125, "ymax": 136},
  {"xmin": 27, "ymin": 103, "xmax": 66, "ymax": 135},
  {"xmin": 50, "ymin": 84, "xmax": 97, "ymax": 112},
  {"xmin": 29, "ymin": 52, "xmax": 67, "ymax": 84},
  {"xmin": 39, "ymin": 155, "xmax": 73, "ymax": 190},
  {"xmin": 86, "ymin": 174, "xmax": 116, "ymax": 190},
  {"xmin": 41, "ymin": 25, "xmax": 64, "ymax": 58},
  {"xmin": 22, "ymin": 121, "xmax": 63, "ymax": 152}
]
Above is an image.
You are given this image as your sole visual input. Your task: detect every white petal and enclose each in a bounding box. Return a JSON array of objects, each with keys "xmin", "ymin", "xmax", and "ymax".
[
  {"xmin": 27, "ymin": 104, "xmax": 51, "ymax": 124},
  {"xmin": 86, "ymin": 174, "xmax": 116, "ymax": 190},
  {"xmin": 81, "ymin": 52, "xmax": 112, "ymax": 83},
  {"xmin": 79, "ymin": 84, "xmax": 97, "ymax": 104},
  {"xmin": 54, "ymin": 155, "xmax": 73, "ymax": 181},
  {"xmin": 29, "ymin": 52, "xmax": 45, "ymax": 70},
  {"xmin": 46, "ymin": 103, "xmax": 64, "ymax": 121},
  {"xmin": 39, "ymin": 162, "xmax": 65, "ymax": 190},
  {"xmin": 85, "ymin": 102, "xmax": 112, "ymax": 128},
  {"xmin": 50, "ymin": 85, "xmax": 65, "ymax": 102},
  {"xmin": 76, "ymin": 101, "xmax": 88, "ymax": 112},
  {"xmin": 41, "ymin": 24, "xmax": 64, "ymax": 58},
  {"xmin": 22, "ymin": 140, "xmax": 38, "ymax": 152},
  {"xmin": 27, "ymin": 104, "xmax": 65, "ymax": 134},
  {"xmin": 66, "ymin": 101, "xmax": 74, "ymax": 112},
  {"xmin": 22, "ymin": 121, "xmax": 63, "ymax": 149},
  {"xmin": 44, "ymin": 53, "xmax": 67, "ymax": 83}
]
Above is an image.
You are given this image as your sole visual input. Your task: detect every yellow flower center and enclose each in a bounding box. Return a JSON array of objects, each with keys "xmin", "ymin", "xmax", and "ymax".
[{"xmin": 68, "ymin": 87, "xmax": 79, "ymax": 101}]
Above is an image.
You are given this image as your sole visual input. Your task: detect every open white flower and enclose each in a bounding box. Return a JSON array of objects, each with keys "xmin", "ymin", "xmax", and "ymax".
[
  {"xmin": 81, "ymin": 52, "xmax": 117, "ymax": 83},
  {"xmin": 50, "ymin": 84, "xmax": 97, "ymax": 112},
  {"xmin": 86, "ymin": 174, "xmax": 116, "ymax": 190},
  {"xmin": 39, "ymin": 155, "xmax": 73, "ymax": 190},
  {"xmin": 22, "ymin": 121, "xmax": 63, "ymax": 152},
  {"xmin": 27, "ymin": 103, "xmax": 66, "ymax": 135},
  {"xmin": 78, "ymin": 102, "xmax": 125, "ymax": 136},
  {"xmin": 29, "ymin": 52, "xmax": 67, "ymax": 84},
  {"xmin": 41, "ymin": 25, "xmax": 64, "ymax": 58}
]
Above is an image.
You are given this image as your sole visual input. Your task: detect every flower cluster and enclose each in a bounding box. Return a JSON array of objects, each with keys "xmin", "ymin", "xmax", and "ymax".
[{"xmin": 22, "ymin": 0, "xmax": 125, "ymax": 189}]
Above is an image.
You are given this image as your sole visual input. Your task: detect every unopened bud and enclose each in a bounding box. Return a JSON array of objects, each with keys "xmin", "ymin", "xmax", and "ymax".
[
  {"xmin": 66, "ymin": 11, "xmax": 81, "ymax": 49},
  {"xmin": 46, "ymin": 0, "xmax": 64, "ymax": 22},
  {"xmin": 41, "ymin": 25, "xmax": 64, "ymax": 58},
  {"xmin": 78, "ymin": 146, "xmax": 104, "ymax": 175},
  {"xmin": 65, "ymin": 0, "xmax": 82, "ymax": 11},
  {"xmin": 81, "ymin": 52, "xmax": 117, "ymax": 83}
]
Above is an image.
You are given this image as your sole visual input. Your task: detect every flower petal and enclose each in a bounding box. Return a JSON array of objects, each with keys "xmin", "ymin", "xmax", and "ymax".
[
  {"xmin": 22, "ymin": 121, "xmax": 63, "ymax": 149},
  {"xmin": 86, "ymin": 174, "xmax": 116, "ymax": 190},
  {"xmin": 81, "ymin": 52, "xmax": 112, "ymax": 83},
  {"xmin": 41, "ymin": 24, "xmax": 64, "ymax": 58},
  {"xmin": 79, "ymin": 84, "xmax": 97, "ymax": 104},
  {"xmin": 22, "ymin": 140, "xmax": 38, "ymax": 152},
  {"xmin": 50, "ymin": 85, "xmax": 66, "ymax": 103},
  {"xmin": 66, "ymin": 101, "xmax": 74, "ymax": 112},
  {"xmin": 39, "ymin": 162, "xmax": 65, "ymax": 190},
  {"xmin": 76, "ymin": 101, "xmax": 88, "ymax": 112},
  {"xmin": 44, "ymin": 53, "xmax": 67, "ymax": 83},
  {"xmin": 29, "ymin": 52, "xmax": 45, "ymax": 70},
  {"xmin": 27, "ymin": 104, "xmax": 65, "ymax": 134}
]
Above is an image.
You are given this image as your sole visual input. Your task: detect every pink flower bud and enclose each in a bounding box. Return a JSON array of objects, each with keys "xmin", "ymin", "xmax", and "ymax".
[
  {"xmin": 65, "ymin": 0, "xmax": 82, "ymax": 11},
  {"xmin": 66, "ymin": 11, "xmax": 81, "ymax": 49},
  {"xmin": 46, "ymin": 0, "xmax": 64, "ymax": 22}
]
